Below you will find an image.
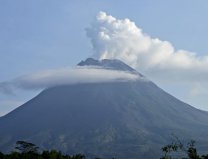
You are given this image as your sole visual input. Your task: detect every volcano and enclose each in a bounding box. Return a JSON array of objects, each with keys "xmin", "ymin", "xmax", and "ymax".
[{"xmin": 0, "ymin": 58, "xmax": 208, "ymax": 159}]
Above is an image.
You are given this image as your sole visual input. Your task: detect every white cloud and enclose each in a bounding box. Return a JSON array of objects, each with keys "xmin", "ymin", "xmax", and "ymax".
[
  {"xmin": 189, "ymin": 83, "xmax": 203, "ymax": 97},
  {"xmin": 86, "ymin": 11, "xmax": 208, "ymax": 83},
  {"xmin": 0, "ymin": 66, "xmax": 141, "ymax": 94}
]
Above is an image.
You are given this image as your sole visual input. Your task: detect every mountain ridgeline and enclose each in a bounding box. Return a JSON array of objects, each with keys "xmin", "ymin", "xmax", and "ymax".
[
  {"xmin": 78, "ymin": 58, "xmax": 136, "ymax": 72},
  {"xmin": 0, "ymin": 58, "xmax": 208, "ymax": 159}
]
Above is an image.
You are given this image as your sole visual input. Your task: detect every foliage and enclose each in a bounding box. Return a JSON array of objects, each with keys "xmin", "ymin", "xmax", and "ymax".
[
  {"xmin": 1, "ymin": 139, "xmax": 208, "ymax": 159},
  {"xmin": 160, "ymin": 137, "xmax": 205, "ymax": 159},
  {"xmin": 0, "ymin": 150, "xmax": 86, "ymax": 159},
  {"xmin": 0, "ymin": 141, "xmax": 88, "ymax": 159},
  {"xmin": 15, "ymin": 141, "xmax": 39, "ymax": 153}
]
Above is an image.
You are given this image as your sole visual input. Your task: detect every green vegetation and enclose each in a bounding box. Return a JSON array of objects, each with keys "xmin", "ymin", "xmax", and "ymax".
[
  {"xmin": 15, "ymin": 141, "xmax": 39, "ymax": 153},
  {"xmin": 0, "ymin": 141, "xmax": 86, "ymax": 159},
  {"xmin": 160, "ymin": 138, "xmax": 208, "ymax": 159},
  {"xmin": 0, "ymin": 150, "xmax": 86, "ymax": 159},
  {"xmin": 1, "ymin": 139, "xmax": 208, "ymax": 159}
]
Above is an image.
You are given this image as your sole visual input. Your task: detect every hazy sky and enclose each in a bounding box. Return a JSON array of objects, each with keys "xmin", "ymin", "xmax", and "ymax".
[{"xmin": 1, "ymin": 0, "xmax": 208, "ymax": 116}]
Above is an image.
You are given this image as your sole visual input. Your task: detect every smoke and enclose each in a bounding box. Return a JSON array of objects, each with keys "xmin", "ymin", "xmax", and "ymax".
[
  {"xmin": 86, "ymin": 12, "xmax": 208, "ymax": 82},
  {"xmin": 0, "ymin": 66, "xmax": 141, "ymax": 94}
]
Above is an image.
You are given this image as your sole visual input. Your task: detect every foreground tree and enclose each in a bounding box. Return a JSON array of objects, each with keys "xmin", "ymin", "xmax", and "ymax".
[
  {"xmin": 160, "ymin": 138, "xmax": 201, "ymax": 159},
  {"xmin": 15, "ymin": 141, "xmax": 39, "ymax": 153}
]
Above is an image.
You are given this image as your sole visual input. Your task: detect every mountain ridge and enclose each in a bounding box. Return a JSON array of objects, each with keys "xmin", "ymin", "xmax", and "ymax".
[{"xmin": 78, "ymin": 58, "xmax": 137, "ymax": 72}]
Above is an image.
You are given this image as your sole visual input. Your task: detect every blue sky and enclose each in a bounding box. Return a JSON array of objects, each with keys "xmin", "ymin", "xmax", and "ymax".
[{"xmin": 1, "ymin": 0, "xmax": 208, "ymax": 116}]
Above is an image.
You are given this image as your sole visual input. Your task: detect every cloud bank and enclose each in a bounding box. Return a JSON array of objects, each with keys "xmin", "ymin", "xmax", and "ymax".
[
  {"xmin": 0, "ymin": 67, "xmax": 140, "ymax": 94},
  {"xmin": 86, "ymin": 12, "xmax": 208, "ymax": 82}
]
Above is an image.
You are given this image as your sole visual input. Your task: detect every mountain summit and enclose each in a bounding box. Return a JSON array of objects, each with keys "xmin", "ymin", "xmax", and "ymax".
[
  {"xmin": 78, "ymin": 58, "xmax": 136, "ymax": 72},
  {"xmin": 0, "ymin": 58, "xmax": 208, "ymax": 159}
]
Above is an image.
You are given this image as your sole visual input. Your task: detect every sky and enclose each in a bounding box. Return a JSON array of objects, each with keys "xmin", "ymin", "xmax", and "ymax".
[{"xmin": 1, "ymin": 0, "xmax": 208, "ymax": 116}]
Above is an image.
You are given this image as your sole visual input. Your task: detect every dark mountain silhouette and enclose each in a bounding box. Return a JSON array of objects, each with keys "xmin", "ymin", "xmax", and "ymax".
[{"xmin": 0, "ymin": 58, "xmax": 208, "ymax": 159}]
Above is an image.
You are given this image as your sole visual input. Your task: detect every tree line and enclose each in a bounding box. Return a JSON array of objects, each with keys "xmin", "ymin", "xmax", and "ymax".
[
  {"xmin": 0, "ymin": 141, "xmax": 87, "ymax": 159},
  {"xmin": 1, "ymin": 139, "xmax": 208, "ymax": 159}
]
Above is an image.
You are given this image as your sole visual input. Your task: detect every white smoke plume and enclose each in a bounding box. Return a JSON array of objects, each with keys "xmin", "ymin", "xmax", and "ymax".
[{"xmin": 86, "ymin": 12, "xmax": 208, "ymax": 82}]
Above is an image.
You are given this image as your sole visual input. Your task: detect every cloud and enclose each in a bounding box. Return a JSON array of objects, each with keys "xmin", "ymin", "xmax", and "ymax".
[
  {"xmin": 188, "ymin": 83, "xmax": 203, "ymax": 97},
  {"xmin": 86, "ymin": 11, "xmax": 208, "ymax": 83},
  {"xmin": 0, "ymin": 66, "xmax": 141, "ymax": 94},
  {"xmin": 0, "ymin": 82, "xmax": 14, "ymax": 95}
]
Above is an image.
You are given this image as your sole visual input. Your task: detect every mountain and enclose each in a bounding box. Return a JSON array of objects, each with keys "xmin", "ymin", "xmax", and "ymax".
[
  {"xmin": 0, "ymin": 58, "xmax": 208, "ymax": 159},
  {"xmin": 78, "ymin": 58, "xmax": 136, "ymax": 72}
]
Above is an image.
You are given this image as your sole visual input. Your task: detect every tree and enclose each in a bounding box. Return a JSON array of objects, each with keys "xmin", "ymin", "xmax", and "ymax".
[
  {"xmin": 161, "ymin": 138, "xmax": 201, "ymax": 159},
  {"xmin": 71, "ymin": 154, "xmax": 85, "ymax": 159},
  {"xmin": 15, "ymin": 141, "xmax": 39, "ymax": 153},
  {"xmin": 0, "ymin": 151, "xmax": 4, "ymax": 159}
]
